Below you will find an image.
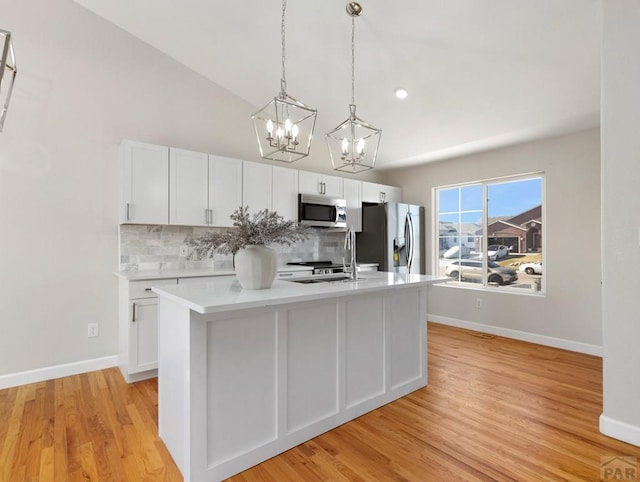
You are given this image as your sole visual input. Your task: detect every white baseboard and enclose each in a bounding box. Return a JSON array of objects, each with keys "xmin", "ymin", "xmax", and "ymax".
[
  {"xmin": 0, "ymin": 355, "xmax": 118, "ymax": 390},
  {"xmin": 428, "ymin": 314, "xmax": 603, "ymax": 357},
  {"xmin": 600, "ymin": 415, "xmax": 640, "ymax": 447}
]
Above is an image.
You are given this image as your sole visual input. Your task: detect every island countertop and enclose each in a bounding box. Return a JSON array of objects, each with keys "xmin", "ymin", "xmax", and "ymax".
[{"xmin": 152, "ymin": 271, "xmax": 448, "ymax": 314}]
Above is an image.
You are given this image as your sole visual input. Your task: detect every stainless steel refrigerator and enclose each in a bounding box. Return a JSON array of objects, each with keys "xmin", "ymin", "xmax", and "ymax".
[{"xmin": 357, "ymin": 203, "xmax": 425, "ymax": 274}]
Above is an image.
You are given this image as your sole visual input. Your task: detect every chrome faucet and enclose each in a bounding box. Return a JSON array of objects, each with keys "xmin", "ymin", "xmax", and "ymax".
[{"xmin": 343, "ymin": 227, "xmax": 357, "ymax": 280}]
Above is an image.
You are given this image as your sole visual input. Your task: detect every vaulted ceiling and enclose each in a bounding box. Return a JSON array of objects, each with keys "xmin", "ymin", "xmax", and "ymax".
[{"xmin": 72, "ymin": 0, "xmax": 601, "ymax": 169}]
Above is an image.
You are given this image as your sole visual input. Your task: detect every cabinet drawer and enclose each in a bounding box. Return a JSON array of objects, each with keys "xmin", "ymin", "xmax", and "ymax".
[{"xmin": 129, "ymin": 278, "xmax": 178, "ymax": 299}]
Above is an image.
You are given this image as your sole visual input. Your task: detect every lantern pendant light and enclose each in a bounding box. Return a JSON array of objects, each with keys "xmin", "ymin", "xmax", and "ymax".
[
  {"xmin": 251, "ymin": 0, "xmax": 317, "ymax": 163},
  {"xmin": 0, "ymin": 29, "xmax": 17, "ymax": 133},
  {"xmin": 326, "ymin": 2, "xmax": 381, "ymax": 173}
]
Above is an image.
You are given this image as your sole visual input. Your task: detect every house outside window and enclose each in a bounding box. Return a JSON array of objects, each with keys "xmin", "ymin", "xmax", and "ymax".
[{"xmin": 436, "ymin": 175, "xmax": 544, "ymax": 293}]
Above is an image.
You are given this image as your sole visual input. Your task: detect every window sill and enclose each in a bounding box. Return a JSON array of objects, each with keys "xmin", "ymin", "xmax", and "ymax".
[{"xmin": 435, "ymin": 280, "xmax": 546, "ymax": 297}]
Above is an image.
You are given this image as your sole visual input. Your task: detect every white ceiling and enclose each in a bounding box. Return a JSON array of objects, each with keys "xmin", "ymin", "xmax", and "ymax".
[{"xmin": 72, "ymin": 0, "xmax": 601, "ymax": 170}]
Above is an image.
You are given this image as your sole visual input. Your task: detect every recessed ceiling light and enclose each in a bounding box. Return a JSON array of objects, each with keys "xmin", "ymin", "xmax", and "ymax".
[{"xmin": 394, "ymin": 88, "xmax": 408, "ymax": 100}]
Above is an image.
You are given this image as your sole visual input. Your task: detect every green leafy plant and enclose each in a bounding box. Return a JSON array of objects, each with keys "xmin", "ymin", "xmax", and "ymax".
[{"xmin": 187, "ymin": 206, "xmax": 311, "ymax": 257}]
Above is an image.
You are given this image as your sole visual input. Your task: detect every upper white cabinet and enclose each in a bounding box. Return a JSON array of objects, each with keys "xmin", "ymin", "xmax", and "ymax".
[
  {"xmin": 119, "ymin": 140, "xmax": 169, "ymax": 224},
  {"xmin": 343, "ymin": 178, "xmax": 362, "ymax": 232},
  {"xmin": 169, "ymin": 148, "xmax": 209, "ymax": 226},
  {"xmin": 362, "ymin": 182, "xmax": 402, "ymax": 204},
  {"xmin": 298, "ymin": 171, "xmax": 344, "ymax": 198},
  {"xmin": 169, "ymin": 149, "xmax": 242, "ymax": 227},
  {"xmin": 209, "ymin": 155, "xmax": 243, "ymax": 226},
  {"xmin": 243, "ymin": 162, "xmax": 299, "ymax": 221},
  {"xmin": 243, "ymin": 160, "xmax": 273, "ymax": 213},
  {"xmin": 272, "ymin": 166, "xmax": 299, "ymax": 221}
]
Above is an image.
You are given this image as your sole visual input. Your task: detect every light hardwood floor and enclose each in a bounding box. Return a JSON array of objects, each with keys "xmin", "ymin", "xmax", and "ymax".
[{"xmin": 1, "ymin": 323, "xmax": 639, "ymax": 481}]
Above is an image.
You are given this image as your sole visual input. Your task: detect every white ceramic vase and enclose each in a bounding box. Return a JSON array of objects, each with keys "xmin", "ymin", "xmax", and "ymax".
[{"xmin": 234, "ymin": 245, "xmax": 278, "ymax": 289}]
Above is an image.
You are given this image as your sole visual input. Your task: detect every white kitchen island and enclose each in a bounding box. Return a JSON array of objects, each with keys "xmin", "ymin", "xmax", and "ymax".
[{"xmin": 153, "ymin": 272, "xmax": 446, "ymax": 482}]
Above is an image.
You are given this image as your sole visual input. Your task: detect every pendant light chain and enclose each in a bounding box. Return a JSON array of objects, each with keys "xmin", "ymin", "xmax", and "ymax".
[
  {"xmin": 351, "ymin": 15, "xmax": 356, "ymax": 106},
  {"xmin": 281, "ymin": 0, "xmax": 287, "ymax": 92}
]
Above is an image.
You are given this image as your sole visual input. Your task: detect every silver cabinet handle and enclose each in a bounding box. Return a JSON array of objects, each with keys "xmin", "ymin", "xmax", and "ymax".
[
  {"xmin": 125, "ymin": 203, "xmax": 131, "ymax": 221},
  {"xmin": 209, "ymin": 209, "xmax": 214, "ymax": 225},
  {"xmin": 278, "ymin": 273, "xmax": 293, "ymax": 277},
  {"xmin": 132, "ymin": 302, "xmax": 136, "ymax": 322}
]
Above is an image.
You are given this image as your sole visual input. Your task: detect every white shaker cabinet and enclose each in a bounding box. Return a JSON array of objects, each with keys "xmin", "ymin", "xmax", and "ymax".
[
  {"xmin": 298, "ymin": 171, "xmax": 344, "ymax": 198},
  {"xmin": 119, "ymin": 277, "xmax": 178, "ymax": 382},
  {"xmin": 343, "ymin": 178, "xmax": 363, "ymax": 232},
  {"xmin": 208, "ymin": 155, "xmax": 243, "ymax": 226},
  {"xmin": 243, "ymin": 160, "xmax": 273, "ymax": 212},
  {"xmin": 119, "ymin": 140, "xmax": 169, "ymax": 224},
  {"xmin": 272, "ymin": 166, "xmax": 299, "ymax": 221},
  {"xmin": 170, "ymin": 149, "xmax": 242, "ymax": 227},
  {"xmin": 362, "ymin": 182, "xmax": 402, "ymax": 204},
  {"xmin": 169, "ymin": 148, "xmax": 209, "ymax": 226}
]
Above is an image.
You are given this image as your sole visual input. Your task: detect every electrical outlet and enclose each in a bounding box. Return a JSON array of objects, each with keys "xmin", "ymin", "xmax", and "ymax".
[
  {"xmin": 179, "ymin": 244, "xmax": 189, "ymax": 257},
  {"xmin": 476, "ymin": 299, "xmax": 483, "ymax": 309},
  {"xmin": 88, "ymin": 323, "xmax": 99, "ymax": 338}
]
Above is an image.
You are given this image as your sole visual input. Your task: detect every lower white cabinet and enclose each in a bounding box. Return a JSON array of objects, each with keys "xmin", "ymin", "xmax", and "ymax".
[{"xmin": 118, "ymin": 278, "xmax": 178, "ymax": 382}]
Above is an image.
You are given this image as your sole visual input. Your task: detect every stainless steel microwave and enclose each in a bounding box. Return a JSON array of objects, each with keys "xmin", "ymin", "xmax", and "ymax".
[{"xmin": 298, "ymin": 194, "xmax": 347, "ymax": 228}]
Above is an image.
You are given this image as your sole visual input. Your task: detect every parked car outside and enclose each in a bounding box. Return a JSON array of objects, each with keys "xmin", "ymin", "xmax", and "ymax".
[
  {"xmin": 445, "ymin": 259, "xmax": 518, "ymax": 285},
  {"xmin": 519, "ymin": 262, "xmax": 542, "ymax": 275},
  {"xmin": 443, "ymin": 245, "xmax": 472, "ymax": 259},
  {"xmin": 487, "ymin": 244, "xmax": 510, "ymax": 260}
]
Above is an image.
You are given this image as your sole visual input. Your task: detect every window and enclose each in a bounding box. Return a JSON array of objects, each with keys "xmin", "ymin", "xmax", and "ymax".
[{"xmin": 436, "ymin": 175, "xmax": 543, "ymax": 293}]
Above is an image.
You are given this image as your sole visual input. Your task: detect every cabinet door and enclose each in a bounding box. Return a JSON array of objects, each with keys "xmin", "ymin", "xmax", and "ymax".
[
  {"xmin": 169, "ymin": 148, "xmax": 209, "ymax": 226},
  {"xmin": 362, "ymin": 182, "xmax": 383, "ymax": 203},
  {"xmin": 243, "ymin": 161, "xmax": 273, "ymax": 213},
  {"xmin": 343, "ymin": 178, "xmax": 362, "ymax": 232},
  {"xmin": 272, "ymin": 166, "xmax": 299, "ymax": 221},
  {"xmin": 298, "ymin": 171, "xmax": 322, "ymax": 195},
  {"xmin": 210, "ymin": 155, "xmax": 243, "ymax": 227},
  {"xmin": 120, "ymin": 140, "xmax": 169, "ymax": 224},
  {"xmin": 322, "ymin": 174, "xmax": 344, "ymax": 198},
  {"xmin": 385, "ymin": 186, "xmax": 402, "ymax": 203},
  {"xmin": 129, "ymin": 298, "xmax": 159, "ymax": 373},
  {"xmin": 299, "ymin": 171, "xmax": 344, "ymax": 198}
]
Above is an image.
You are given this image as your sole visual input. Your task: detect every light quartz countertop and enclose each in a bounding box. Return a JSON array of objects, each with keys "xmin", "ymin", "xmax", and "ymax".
[
  {"xmin": 114, "ymin": 265, "xmax": 312, "ymax": 281},
  {"xmin": 114, "ymin": 263, "xmax": 379, "ymax": 281},
  {"xmin": 152, "ymin": 271, "xmax": 448, "ymax": 314}
]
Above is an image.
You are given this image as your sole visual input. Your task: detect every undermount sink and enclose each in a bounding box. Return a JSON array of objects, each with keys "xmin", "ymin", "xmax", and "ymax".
[{"xmin": 286, "ymin": 276, "xmax": 365, "ymax": 284}]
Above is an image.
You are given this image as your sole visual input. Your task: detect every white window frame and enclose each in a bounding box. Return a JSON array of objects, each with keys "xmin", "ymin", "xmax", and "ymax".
[{"xmin": 432, "ymin": 172, "xmax": 546, "ymax": 295}]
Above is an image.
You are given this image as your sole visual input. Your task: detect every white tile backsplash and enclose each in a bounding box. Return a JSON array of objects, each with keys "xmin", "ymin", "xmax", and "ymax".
[{"xmin": 119, "ymin": 225, "xmax": 348, "ymax": 271}]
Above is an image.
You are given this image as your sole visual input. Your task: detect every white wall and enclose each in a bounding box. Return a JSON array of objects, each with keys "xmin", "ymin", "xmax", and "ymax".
[
  {"xmin": 385, "ymin": 128, "xmax": 602, "ymax": 352},
  {"xmin": 0, "ymin": 0, "xmax": 383, "ymax": 379},
  {"xmin": 600, "ymin": 0, "xmax": 640, "ymax": 446}
]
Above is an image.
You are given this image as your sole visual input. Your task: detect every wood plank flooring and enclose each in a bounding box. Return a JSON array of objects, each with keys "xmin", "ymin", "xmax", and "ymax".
[{"xmin": 1, "ymin": 322, "xmax": 639, "ymax": 481}]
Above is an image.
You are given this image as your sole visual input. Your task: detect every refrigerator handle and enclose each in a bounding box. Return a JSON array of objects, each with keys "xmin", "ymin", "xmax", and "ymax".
[
  {"xmin": 409, "ymin": 213, "xmax": 416, "ymax": 273},
  {"xmin": 404, "ymin": 213, "xmax": 412, "ymax": 271}
]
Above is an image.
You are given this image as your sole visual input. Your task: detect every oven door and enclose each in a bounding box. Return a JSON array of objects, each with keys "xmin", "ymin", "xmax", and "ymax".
[{"xmin": 299, "ymin": 194, "xmax": 347, "ymax": 228}]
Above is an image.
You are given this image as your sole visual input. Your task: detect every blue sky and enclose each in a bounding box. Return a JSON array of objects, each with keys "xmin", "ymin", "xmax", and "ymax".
[{"xmin": 439, "ymin": 177, "xmax": 542, "ymax": 220}]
